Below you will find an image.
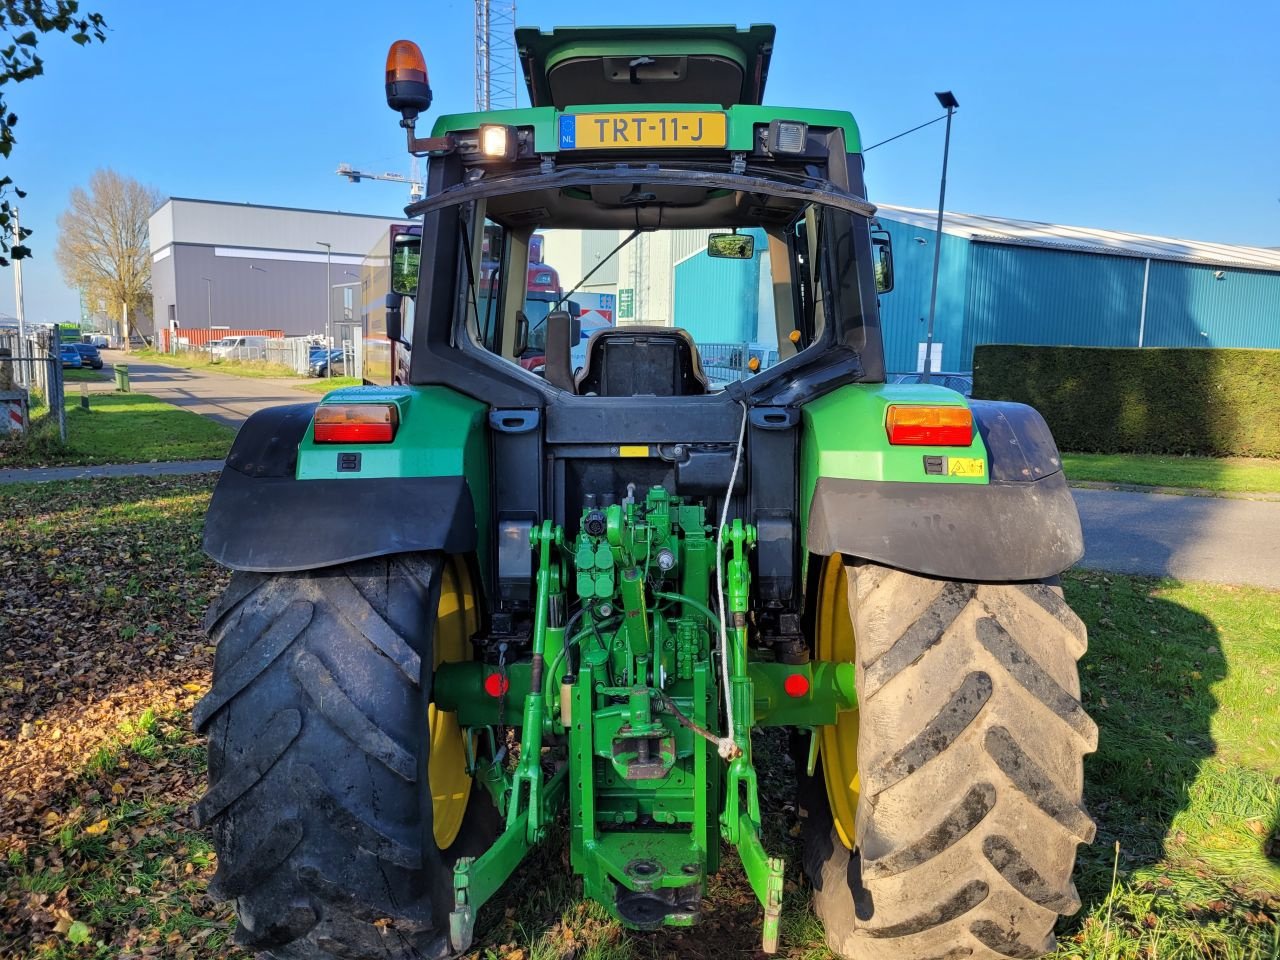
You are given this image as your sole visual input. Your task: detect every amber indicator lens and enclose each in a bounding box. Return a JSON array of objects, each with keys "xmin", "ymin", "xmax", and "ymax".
[{"xmin": 885, "ymin": 405, "xmax": 973, "ymax": 446}]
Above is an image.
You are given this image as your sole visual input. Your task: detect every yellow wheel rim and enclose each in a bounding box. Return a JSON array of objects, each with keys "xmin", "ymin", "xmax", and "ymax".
[
  {"xmin": 816, "ymin": 555, "xmax": 861, "ymax": 850},
  {"xmin": 429, "ymin": 558, "xmax": 477, "ymax": 849}
]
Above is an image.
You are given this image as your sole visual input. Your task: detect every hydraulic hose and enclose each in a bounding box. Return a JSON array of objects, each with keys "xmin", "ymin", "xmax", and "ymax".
[{"xmin": 715, "ymin": 400, "xmax": 750, "ymax": 761}]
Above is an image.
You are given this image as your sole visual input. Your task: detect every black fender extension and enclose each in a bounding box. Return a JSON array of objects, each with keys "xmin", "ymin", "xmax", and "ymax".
[
  {"xmin": 202, "ymin": 403, "xmax": 476, "ymax": 572},
  {"xmin": 807, "ymin": 401, "xmax": 1084, "ymax": 581}
]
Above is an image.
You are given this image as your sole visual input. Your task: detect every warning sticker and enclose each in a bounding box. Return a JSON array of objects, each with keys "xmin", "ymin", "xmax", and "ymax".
[{"xmin": 946, "ymin": 457, "xmax": 986, "ymax": 478}]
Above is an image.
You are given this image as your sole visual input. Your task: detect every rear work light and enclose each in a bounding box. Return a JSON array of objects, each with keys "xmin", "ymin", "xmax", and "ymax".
[
  {"xmin": 885, "ymin": 405, "xmax": 973, "ymax": 446},
  {"xmin": 767, "ymin": 119, "xmax": 809, "ymax": 154},
  {"xmin": 313, "ymin": 404, "xmax": 399, "ymax": 444}
]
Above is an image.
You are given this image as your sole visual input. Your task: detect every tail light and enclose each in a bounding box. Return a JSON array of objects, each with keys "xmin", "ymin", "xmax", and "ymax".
[
  {"xmin": 885, "ymin": 405, "xmax": 973, "ymax": 446},
  {"xmin": 313, "ymin": 404, "xmax": 399, "ymax": 444}
]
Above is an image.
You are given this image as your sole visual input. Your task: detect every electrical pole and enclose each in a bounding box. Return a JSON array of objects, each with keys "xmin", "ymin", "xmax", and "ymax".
[
  {"xmin": 11, "ymin": 207, "xmax": 26, "ymax": 386},
  {"xmin": 923, "ymin": 91, "xmax": 959, "ymax": 384},
  {"xmin": 317, "ymin": 242, "xmax": 332, "ymax": 378},
  {"xmin": 202, "ymin": 277, "xmax": 214, "ymax": 351}
]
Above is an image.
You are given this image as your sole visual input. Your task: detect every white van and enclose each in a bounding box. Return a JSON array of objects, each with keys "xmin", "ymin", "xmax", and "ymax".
[{"xmin": 211, "ymin": 335, "xmax": 267, "ymax": 360}]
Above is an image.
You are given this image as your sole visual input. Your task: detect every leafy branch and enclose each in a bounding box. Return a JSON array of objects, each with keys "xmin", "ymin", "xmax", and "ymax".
[{"xmin": 0, "ymin": 1, "xmax": 107, "ymax": 266}]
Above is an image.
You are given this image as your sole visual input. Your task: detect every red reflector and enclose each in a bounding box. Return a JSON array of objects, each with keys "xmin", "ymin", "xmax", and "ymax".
[
  {"xmin": 885, "ymin": 405, "xmax": 973, "ymax": 446},
  {"xmin": 783, "ymin": 674, "xmax": 809, "ymax": 698},
  {"xmin": 313, "ymin": 404, "xmax": 398, "ymax": 443},
  {"xmin": 483, "ymin": 673, "xmax": 510, "ymax": 698}
]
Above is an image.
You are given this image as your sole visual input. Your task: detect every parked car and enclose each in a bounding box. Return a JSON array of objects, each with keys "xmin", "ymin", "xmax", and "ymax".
[
  {"xmin": 891, "ymin": 371, "xmax": 974, "ymax": 397},
  {"xmin": 72, "ymin": 343, "xmax": 104, "ymax": 369},
  {"xmin": 59, "ymin": 344, "xmax": 84, "ymax": 369},
  {"xmin": 84, "ymin": 334, "xmax": 110, "ymax": 348},
  {"xmin": 211, "ymin": 335, "xmax": 268, "ymax": 360},
  {"xmin": 308, "ymin": 349, "xmax": 350, "ymax": 378}
]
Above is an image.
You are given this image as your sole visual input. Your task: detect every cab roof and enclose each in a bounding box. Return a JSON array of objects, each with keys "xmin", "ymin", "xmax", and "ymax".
[{"xmin": 516, "ymin": 24, "xmax": 775, "ymax": 109}]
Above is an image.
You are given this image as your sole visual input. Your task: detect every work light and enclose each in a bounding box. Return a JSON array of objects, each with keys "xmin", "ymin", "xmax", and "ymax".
[{"xmin": 768, "ymin": 120, "xmax": 808, "ymax": 154}]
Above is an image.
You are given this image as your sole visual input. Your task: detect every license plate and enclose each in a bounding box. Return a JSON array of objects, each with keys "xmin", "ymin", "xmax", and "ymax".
[{"xmin": 558, "ymin": 112, "xmax": 727, "ymax": 150}]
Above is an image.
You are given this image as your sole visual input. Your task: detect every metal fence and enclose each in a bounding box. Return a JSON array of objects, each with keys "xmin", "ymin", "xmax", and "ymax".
[
  {"xmin": 0, "ymin": 328, "xmax": 67, "ymax": 441},
  {"xmin": 699, "ymin": 342, "xmax": 780, "ymax": 385},
  {"xmin": 167, "ymin": 333, "xmax": 364, "ymax": 379}
]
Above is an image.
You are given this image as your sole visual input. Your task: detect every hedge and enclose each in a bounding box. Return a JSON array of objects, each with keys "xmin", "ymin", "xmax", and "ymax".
[{"xmin": 971, "ymin": 346, "xmax": 1280, "ymax": 457}]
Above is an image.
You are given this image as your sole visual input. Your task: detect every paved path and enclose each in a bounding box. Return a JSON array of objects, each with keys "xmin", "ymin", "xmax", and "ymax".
[
  {"xmin": 97, "ymin": 352, "xmax": 317, "ymax": 429},
  {"xmin": 1073, "ymin": 487, "xmax": 1280, "ymax": 589},
  {"xmin": 0, "ymin": 459, "xmax": 224, "ymax": 485}
]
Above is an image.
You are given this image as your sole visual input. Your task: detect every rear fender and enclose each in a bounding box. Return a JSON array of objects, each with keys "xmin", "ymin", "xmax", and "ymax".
[
  {"xmin": 203, "ymin": 389, "xmax": 487, "ymax": 573},
  {"xmin": 805, "ymin": 394, "xmax": 1083, "ymax": 581}
]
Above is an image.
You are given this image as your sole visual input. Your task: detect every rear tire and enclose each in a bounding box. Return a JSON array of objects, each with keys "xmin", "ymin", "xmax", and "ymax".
[
  {"xmin": 194, "ymin": 553, "xmax": 497, "ymax": 959},
  {"xmin": 803, "ymin": 560, "xmax": 1096, "ymax": 960}
]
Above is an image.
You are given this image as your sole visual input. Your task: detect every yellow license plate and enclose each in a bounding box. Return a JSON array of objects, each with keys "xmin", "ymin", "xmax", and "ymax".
[{"xmin": 559, "ymin": 112, "xmax": 726, "ymax": 149}]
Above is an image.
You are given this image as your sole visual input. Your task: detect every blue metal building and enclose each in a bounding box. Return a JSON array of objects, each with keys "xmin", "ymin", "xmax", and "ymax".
[{"xmin": 874, "ymin": 204, "xmax": 1280, "ymax": 373}]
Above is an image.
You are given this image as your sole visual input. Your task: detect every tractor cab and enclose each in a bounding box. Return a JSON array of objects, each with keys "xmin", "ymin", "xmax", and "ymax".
[
  {"xmin": 383, "ymin": 23, "xmax": 886, "ymax": 405},
  {"xmin": 196, "ymin": 24, "xmax": 1090, "ymax": 960}
]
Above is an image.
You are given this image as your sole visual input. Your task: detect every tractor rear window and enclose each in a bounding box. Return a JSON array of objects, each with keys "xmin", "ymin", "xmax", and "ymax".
[{"xmin": 451, "ymin": 180, "xmax": 875, "ymax": 392}]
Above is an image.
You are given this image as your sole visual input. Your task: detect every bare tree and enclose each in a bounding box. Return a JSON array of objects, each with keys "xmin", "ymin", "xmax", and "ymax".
[{"xmin": 55, "ymin": 169, "xmax": 163, "ymax": 351}]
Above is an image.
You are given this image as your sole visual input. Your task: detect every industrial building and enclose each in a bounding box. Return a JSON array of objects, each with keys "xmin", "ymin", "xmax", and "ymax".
[
  {"xmin": 148, "ymin": 199, "xmax": 404, "ymax": 343},
  {"xmin": 149, "ymin": 196, "xmax": 1280, "ymax": 373},
  {"xmin": 874, "ymin": 205, "xmax": 1280, "ymax": 373}
]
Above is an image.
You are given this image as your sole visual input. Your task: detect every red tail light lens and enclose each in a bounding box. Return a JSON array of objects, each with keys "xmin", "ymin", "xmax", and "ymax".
[
  {"xmin": 885, "ymin": 405, "xmax": 973, "ymax": 446},
  {"xmin": 313, "ymin": 404, "xmax": 399, "ymax": 443}
]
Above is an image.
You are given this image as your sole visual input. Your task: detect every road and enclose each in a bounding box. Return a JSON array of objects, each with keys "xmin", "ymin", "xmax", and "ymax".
[
  {"xmin": 1074, "ymin": 487, "xmax": 1280, "ymax": 589},
  {"xmin": 100, "ymin": 353, "xmax": 318, "ymax": 429},
  {"xmin": 38, "ymin": 357, "xmax": 1280, "ymax": 589}
]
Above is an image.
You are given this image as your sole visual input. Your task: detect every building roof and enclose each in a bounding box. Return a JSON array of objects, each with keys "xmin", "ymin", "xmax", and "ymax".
[
  {"xmin": 877, "ymin": 204, "xmax": 1280, "ymax": 273},
  {"xmin": 149, "ymin": 197, "xmax": 406, "ymax": 261}
]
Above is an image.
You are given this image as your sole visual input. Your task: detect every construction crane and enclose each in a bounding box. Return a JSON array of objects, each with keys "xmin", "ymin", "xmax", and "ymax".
[
  {"xmin": 335, "ymin": 160, "xmax": 424, "ymax": 202},
  {"xmin": 475, "ymin": 0, "xmax": 517, "ymax": 110}
]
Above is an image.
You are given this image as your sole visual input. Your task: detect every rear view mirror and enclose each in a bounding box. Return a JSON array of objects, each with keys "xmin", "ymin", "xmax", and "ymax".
[
  {"xmin": 385, "ymin": 292, "xmax": 404, "ymax": 343},
  {"xmin": 871, "ymin": 229, "xmax": 894, "ymax": 294},
  {"xmin": 391, "ymin": 234, "xmax": 420, "ymax": 296},
  {"xmin": 707, "ymin": 233, "xmax": 755, "ymax": 259}
]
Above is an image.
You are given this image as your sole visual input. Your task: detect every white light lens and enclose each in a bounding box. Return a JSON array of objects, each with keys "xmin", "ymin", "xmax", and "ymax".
[
  {"xmin": 773, "ymin": 121, "xmax": 807, "ymax": 153},
  {"xmin": 481, "ymin": 125, "xmax": 510, "ymax": 158}
]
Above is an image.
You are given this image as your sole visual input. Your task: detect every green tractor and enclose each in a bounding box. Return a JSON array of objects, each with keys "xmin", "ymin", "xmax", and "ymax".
[{"xmin": 195, "ymin": 24, "xmax": 1095, "ymax": 960}]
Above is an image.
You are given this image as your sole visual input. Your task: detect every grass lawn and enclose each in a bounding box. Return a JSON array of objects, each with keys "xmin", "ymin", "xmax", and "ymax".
[
  {"xmin": 1063, "ymin": 452, "xmax": 1280, "ymax": 495},
  {"xmin": 61, "ymin": 368, "xmax": 110, "ymax": 383},
  {"xmin": 0, "ymin": 477, "xmax": 1276, "ymax": 959},
  {"xmin": 0, "ymin": 392, "xmax": 235, "ymax": 468},
  {"xmin": 293, "ymin": 376, "xmax": 361, "ymax": 394},
  {"xmin": 133, "ymin": 348, "xmax": 302, "ymax": 380}
]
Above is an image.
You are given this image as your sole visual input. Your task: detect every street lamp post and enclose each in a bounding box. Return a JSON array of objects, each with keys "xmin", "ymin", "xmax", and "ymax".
[
  {"xmin": 201, "ymin": 277, "xmax": 214, "ymax": 354},
  {"xmin": 317, "ymin": 241, "xmax": 333, "ymax": 378},
  {"xmin": 923, "ymin": 90, "xmax": 959, "ymax": 384}
]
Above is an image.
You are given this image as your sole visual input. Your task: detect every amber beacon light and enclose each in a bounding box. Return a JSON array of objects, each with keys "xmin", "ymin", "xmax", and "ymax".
[{"xmin": 385, "ymin": 40, "xmax": 433, "ymax": 119}]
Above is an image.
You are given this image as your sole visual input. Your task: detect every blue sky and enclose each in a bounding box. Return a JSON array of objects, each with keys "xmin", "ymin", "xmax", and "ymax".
[{"xmin": 4, "ymin": 0, "xmax": 1278, "ymax": 321}]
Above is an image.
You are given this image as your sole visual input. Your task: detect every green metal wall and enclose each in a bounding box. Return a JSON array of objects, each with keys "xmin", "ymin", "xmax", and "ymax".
[
  {"xmin": 875, "ymin": 217, "xmax": 969, "ymax": 372},
  {"xmin": 960, "ymin": 243, "xmax": 1148, "ymax": 362},
  {"xmin": 673, "ymin": 229, "xmax": 766, "ymax": 344},
  {"xmin": 1144, "ymin": 261, "xmax": 1280, "ymax": 348},
  {"xmin": 877, "ymin": 216, "xmax": 1280, "ymax": 370}
]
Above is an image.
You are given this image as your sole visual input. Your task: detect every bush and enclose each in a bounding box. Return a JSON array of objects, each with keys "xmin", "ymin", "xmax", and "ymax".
[{"xmin": 972, "ymin": 346, "xmax": 1280, "ymax": 457}]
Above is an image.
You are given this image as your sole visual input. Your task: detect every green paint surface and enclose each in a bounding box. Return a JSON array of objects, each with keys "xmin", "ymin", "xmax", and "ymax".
[
  {"xmin": 432, "ymin": 103, "xmax": 861, "ymax": 154},
  {"xmin": 799, "ymin": 382, "xmax": 990, "ymax": 549},
  {"xmin": 295, "ymin": 384, "xmax": 486, "ymax": 481},
  {"xmin": 295, "ymin": 384, "xmax": 491, "ymax": 582}
]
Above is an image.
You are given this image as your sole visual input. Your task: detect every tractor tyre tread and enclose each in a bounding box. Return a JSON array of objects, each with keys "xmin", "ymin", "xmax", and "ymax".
[
  {"xmin": 804, "ymin": 562, "xmax": 1095, "ymax": 960},
  {"xmin": 196, "ymin": 554, "xmax": 487, "ymax": 960}
]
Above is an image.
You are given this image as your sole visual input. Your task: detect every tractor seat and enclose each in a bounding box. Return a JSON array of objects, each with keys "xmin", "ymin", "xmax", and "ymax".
[{"xmin": 574, "ymin": 326, "xmax": 710, "ymax": 397}]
